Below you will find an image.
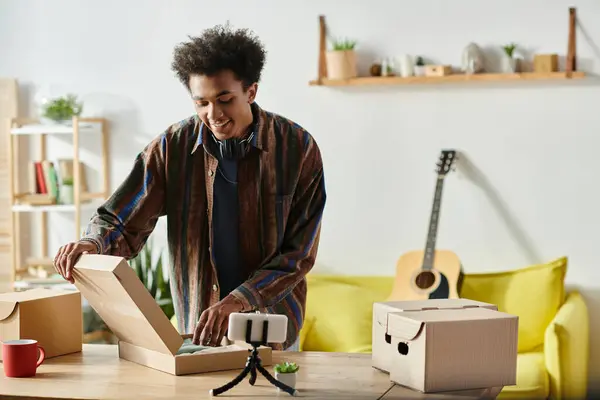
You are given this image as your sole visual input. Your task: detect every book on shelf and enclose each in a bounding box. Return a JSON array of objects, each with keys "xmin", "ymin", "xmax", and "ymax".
[{"xmin": 20, "ymin": 159, "xmax": 88, "ymax": 205}]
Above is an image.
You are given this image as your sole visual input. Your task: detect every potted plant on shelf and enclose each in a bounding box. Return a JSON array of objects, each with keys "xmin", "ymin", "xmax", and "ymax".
[
  {"xmin": 274, "ymin": 361, "xmax": 299, "ymax": 390},
  {"xmin": 40, "ymin": 94, "xmax": 83, "ymax": 125},
  {"xmin": 326, "ymin": 38, "xmax": 358, "ymax": 80},
  {"xmin": 59, "ymin": 177, "xmax": 74, "ymax": 205},
  {"xmin": 501, "ymin": 43, "xmax": 518, "ymax": 73},
  {"xmin": 414, "ymin": 56, "xmax": 426, "ymax": 76}
]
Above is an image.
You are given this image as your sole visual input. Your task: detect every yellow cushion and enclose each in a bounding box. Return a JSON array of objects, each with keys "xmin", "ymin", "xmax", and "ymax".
[
  {"xmin": 459, "ymin": 257, "xmax": 567, "ymax": 353},
  {"xmin": 298, "ymin": 316, "xmax": 315, "ymax": 351},
  {"xmin": 302, "ymin": 276, "xmax": 390, "ymax": 353},
  {"xmin": 498, "ymin": 352, "xmax": 549, "ymax": 399}
]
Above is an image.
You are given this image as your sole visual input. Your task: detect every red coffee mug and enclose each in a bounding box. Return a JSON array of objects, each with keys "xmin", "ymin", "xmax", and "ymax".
[{"xmin": 2, "ymin": 339, "xmax": 45, "ymax": 378}]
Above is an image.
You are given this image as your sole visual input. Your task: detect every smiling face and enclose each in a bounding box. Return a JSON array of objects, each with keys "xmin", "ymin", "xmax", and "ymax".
[{"xmin": 189, "ymin": 70, "xmax": 257, "ymax": 141}]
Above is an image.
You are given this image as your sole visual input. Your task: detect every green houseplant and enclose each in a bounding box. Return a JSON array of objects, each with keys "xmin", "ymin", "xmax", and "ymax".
[
  {"xmin": 501, "ymin": 43, "xmax": 519, "ymax": 73},
  {"xmin": 129, "ymin": 239, "xmax": 174, "ymax": 320},
  {"xmin": 274, "ymin": 362, "xmax": 299, "ymax": 390},
  {"xmin": 59, "ymin": 177, "xmax": 74, "ymax": 205},
  {"xmin": 326, "ymin": 37, "xmax": 358, "ymax": 80},
  {"xmin": 414, "ymin": 56, "xmax": 426, "ymax": 76},
  {"xmin": 41, "ymin": 94, "xmax": 83, "ymax": 124}
]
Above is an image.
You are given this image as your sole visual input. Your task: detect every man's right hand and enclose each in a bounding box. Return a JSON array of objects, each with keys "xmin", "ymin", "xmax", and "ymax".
[{"xmin": 53, "ymin": 241, "xmax": 98, "ymax": 284}]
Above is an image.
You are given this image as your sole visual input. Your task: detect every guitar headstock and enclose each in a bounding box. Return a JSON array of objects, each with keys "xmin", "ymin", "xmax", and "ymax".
[{"xmin": 436, "ymin": 149, "xmax": 458, "ymax": 177}]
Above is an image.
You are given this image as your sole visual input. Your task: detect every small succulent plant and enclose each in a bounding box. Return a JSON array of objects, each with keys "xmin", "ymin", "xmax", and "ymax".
[
  {"xmin": 331, "ymin": 38, "xmax": 357, "ymax": 51},
  {"xmin": 274, "ymin": 361, "xmax": 299, "ymax": 374},
  {"xmin": 503, "ymin": 43, "xmax": 517, "ymax": 58}
]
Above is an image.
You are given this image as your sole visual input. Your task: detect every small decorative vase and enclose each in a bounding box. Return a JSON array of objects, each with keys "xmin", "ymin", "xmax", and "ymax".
[
  {"xmin": 398, "ymin": 55, "xmax": 414, "ymax": 77},
  {"xmin": 59, "ymin": 184, "xmax": 74, "ymax": 204},
  {"xmin": 461, "ymin": 42, "xmax": 485, "ymax": 74},
  {"xmin": 275, "ymin": 372, "xmax": 297, "ymax": 390},
  {"xmin": 325, "ymin": 50, "xmax": 357, "ymax": 80},
  {"xmin": 502, "ymin": 56, "xmax": 518, "ymax": 73},
  {"xmin": 414, "ymin": 66, "xmax": 426, "ymax": 76}
]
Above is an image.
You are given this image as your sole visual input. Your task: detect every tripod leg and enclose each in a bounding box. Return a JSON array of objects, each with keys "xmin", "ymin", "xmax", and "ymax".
[
  {"xmin": 249, "ymin": 366, "xmax": 257, "ymax": 386},
  {"xmin": 210, "ymin": 363, "xmax": 253, "ymax": 396},
  {"xmin": 256, "ymin": 363, "xmax": 298, "ymax": 396}
]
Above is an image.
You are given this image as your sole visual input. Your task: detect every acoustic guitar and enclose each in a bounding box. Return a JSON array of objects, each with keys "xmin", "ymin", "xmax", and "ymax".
[{"xmin": 388, "ymin": 149, "xmax": 464, "ymax": 301}]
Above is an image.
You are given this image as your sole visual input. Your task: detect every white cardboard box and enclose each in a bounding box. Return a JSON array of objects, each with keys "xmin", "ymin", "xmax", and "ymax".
[
  {"xmin": 73, "ymin": 254, "xmax": 271, "ymax": 376},
  {"xmin": 384, "ymin": 300, "xmax": 518, "ymax": 393},
  {"xmin": 372, "ymin": 298, "xmax": 497, "ymax": 374}
]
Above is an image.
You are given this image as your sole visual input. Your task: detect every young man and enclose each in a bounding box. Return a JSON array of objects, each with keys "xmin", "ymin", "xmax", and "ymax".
[{"xmin": 53, "ymin": 23, "xmax": 326, "ymax": 351}]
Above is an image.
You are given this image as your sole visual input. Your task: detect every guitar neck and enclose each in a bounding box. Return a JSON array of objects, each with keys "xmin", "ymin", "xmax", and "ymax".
[{"xmin": 422, "ymin": 176, "xmax": 445, "ymax": 270}]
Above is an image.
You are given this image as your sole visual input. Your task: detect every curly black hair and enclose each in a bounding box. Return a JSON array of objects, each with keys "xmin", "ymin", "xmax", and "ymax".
[{"xmin": 171, "ymin": 23, "xmax": 267, "ymax": 90}]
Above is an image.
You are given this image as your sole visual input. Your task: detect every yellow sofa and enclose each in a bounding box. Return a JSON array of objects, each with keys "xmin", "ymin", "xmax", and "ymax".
[{"xmin": 300, "ymin": 257, "xmax": 589, "ymax": 399}]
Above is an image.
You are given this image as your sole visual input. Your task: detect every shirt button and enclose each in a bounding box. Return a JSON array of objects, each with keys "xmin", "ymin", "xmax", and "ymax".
[
  {"xmin": 209, "ymin": 170, "xmax": 214, "ymax": 177},
  {"xmin": 212, "ymin": 284, "xmax": 218, "ymax": 292}
]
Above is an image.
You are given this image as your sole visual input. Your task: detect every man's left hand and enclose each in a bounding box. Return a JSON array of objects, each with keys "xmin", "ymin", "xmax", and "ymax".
[{"xmin": 192, "ymin": 297, "xmax": 243, "ymax": 347}]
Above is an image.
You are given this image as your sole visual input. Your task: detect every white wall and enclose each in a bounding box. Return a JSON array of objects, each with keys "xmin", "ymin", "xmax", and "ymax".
[{"xmin": 2, "ymin": 0, "xmax": 599, "ymax": 390}]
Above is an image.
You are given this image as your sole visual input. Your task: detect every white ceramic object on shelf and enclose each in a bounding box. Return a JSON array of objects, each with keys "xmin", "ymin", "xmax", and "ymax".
[
  {"xmin": 398, "ymin": 55, "xmax": 414, "ymax": 77},
  {"xmin": 59, "ymin": 185, "xmax": 74, "ymax": 205},
  {"xmin": 502, "ymin": 56, "xmax": 518, "ymax": 73},
  {"xmin": 461, "ymin": 42, "xmax": 485, "ymax": 74}
]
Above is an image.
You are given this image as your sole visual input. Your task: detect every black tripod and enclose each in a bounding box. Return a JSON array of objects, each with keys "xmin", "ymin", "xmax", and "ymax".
[{"xmin": 210, "ymin": 319, "xmax": 298, "ymax": 397}]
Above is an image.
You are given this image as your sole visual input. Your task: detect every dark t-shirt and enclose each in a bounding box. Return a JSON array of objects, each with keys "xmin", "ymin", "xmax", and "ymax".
[{"xmin": 212, "ymin": 151, "xmax": 245, "ymax": 300}]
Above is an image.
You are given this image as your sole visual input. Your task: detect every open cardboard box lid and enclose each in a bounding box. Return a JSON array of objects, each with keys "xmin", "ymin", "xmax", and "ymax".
[
  {"xmin": 72, "ymin": 254, "xmax": 183, "ymax": 356},
  {"xmin": 0, "ymin": 288, "xmax": 76, "ymax": 321},
  {"xmin": 374, "ymin": 298, "xmax": 497, "ymax": 327},
  {"xmin": 387, "ymin": 306, "xmax": 515, "ymax": 342}
]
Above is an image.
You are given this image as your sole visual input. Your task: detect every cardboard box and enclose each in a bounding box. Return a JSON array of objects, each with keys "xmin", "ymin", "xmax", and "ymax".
[
  {"xmin": 72, "ymin": 254, "xmax": 272, "ymax": 376},
  {"xmin": 372, "ymin": 299, "xmax": 497, "ymax": 373},
  {"xmin": 0, "ymin": 288, "xmax": 82, "ymax": 361},
  {"xmin": 384, "ymin": 300, "xmax": 518, "ymax": 393},
  {"xmin": 534, "ymin": 54, "xmax": 558, "ymax": 73},
  {"xmin": 425, "ymin": 65, "xmax": 452, "ymax": 77}
]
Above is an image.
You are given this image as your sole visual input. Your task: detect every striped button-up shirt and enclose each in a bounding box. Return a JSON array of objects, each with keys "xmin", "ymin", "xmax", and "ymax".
[{"xmin": 81, "ymin": 103, "xmax": 326, "ymax": 350}]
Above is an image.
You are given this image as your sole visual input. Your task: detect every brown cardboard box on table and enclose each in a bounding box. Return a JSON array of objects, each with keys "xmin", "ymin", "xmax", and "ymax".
[
  {"xmin": 372, "ymin": 298, "xmax": 497, "ymax": 374},
  {"xmin": 72, "ymin": 254, "xmax": 272, "ymax": 376},
  {"xmin": 0, "ymin": 288, "xmax": 82, "ymax": 361},
  {"xmin": 374, "ymin": 299, "xmax": 518, "ymax": 393}
]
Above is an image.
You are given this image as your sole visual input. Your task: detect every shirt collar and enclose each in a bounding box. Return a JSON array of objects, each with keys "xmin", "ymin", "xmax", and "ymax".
[{"xmin": 191, "ymin": 102, "xmax": 269, "ymax": 155}]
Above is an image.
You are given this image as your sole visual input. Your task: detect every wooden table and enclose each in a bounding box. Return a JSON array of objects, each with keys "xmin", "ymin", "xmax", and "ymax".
[
  {"xmin": 0, "ymin": 344, "xmax": 392, "ymax": 399},
  {"xmin": 0, "ymin": 345, "xmax": 502, "ymax": 400}
]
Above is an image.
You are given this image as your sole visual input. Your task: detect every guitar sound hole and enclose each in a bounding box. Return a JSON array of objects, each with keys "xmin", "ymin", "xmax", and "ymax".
[
  {"xmin": 415, "ymin": 271, "xmax": 436, "ymax": 289},
  {"xmin": 397, "ymin": 342, "xmax": 409, "ymax": 355}
]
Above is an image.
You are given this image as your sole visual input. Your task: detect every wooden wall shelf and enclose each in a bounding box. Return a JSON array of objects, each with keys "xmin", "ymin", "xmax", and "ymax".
[
  {"xmin": 309, "ymin": 71, "xmax": 586, "ymax": 87},
  {"xmin": 311, "ymin": 8, "xmax": 582, "ymax": 87}
]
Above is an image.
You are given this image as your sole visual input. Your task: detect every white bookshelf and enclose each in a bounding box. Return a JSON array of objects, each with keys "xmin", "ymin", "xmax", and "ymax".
[
  {"xmin": 12, "ymin": 199, "xmax": 102, "ymax": 213},
  {"xmin": 10, "ymin": 122, "xmax": 99, "ymax": 135}
]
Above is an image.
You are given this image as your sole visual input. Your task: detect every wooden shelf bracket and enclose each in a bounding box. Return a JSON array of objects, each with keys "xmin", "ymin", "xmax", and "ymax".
[
  {"xmin": 566, "ymin": 7, "xmax": 577, "ymax": 78},
  {"xmin": 317, "ymin": 15, "xmax": 327, "ymax": 83}
]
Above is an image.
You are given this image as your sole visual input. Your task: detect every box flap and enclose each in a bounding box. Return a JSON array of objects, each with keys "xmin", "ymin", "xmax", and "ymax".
[
  {"xmin": 72, "ymin": 254, "xmax": 183, "ymax": 356},
  {"xmin": 0, "ymin": 301, "xmax": 17, "ymax": 321},
  {"xmin": 0, "ymin": 288, "xmax": 75, "ymax": 322},
  {"xmin": 387, "ymin": 313, "xmax": 424, "ymax": 341},
  {"xmin": 403, "ymin": 307, "xmax": 515, "ymax": 323},
  {"xmin": 0, "ymin": 287, "xmax": 73, "ymax": 302},
  {"xmin": 375, "ymin": 299, "xmax": 496, "ymax": 329}
]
